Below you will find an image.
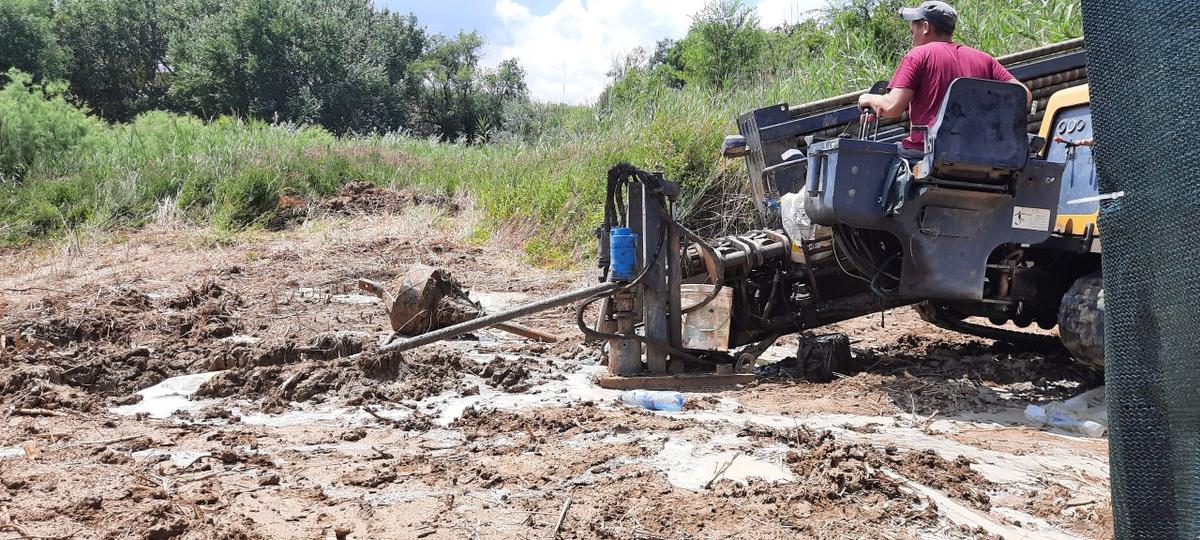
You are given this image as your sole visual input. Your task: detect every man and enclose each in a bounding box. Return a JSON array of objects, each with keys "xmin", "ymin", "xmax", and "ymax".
[{"xmin": 857, "ymin": 1, "xmax": 1032, "ymax": 158}]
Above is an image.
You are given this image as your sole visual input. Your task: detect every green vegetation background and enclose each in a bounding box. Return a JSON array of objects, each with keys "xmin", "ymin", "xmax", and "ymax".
[{"xmin": 0, "ymin": 0, "xmax": 1081, "ymax": 265}]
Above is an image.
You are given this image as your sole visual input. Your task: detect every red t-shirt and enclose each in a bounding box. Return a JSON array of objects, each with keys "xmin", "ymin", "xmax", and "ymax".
[{"xmin": 889, "ymin": 41, "xmax": 1016, "ymax": 150}]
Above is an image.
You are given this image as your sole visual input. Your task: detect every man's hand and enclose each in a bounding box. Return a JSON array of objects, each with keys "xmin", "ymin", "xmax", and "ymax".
[
  {"xmin": 857, "ymin": 93, "xmax": 879, "ymax": 115},
  {"xmin": 858, "ymin": 88, "xmax": 913, "ymax": 119}
]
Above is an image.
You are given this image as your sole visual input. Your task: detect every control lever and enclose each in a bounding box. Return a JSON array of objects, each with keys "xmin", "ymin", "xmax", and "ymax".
[
  {"xmin": 858, "ymin": 108, "xmax": 880, "ymax": 141},
  {"xmin": 856, "ymin": 81, "xmax": 888, "ymax": 141}
]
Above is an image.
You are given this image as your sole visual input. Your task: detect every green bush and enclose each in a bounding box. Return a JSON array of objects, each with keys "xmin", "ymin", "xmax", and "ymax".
[
  {"xmin": 18, "ymin": 177, "xmax": 96, "ymax": 235},
  {"xmin": 211, "ymin": 168, "xmax": 280, "ymax": 229},
  {"xmin": 0, "ymin": 69, "xmax": 105, "ymax": 177},
  {"xmin": 0, "ymin": 0, "xmax": 1085, "ymax": 260}
]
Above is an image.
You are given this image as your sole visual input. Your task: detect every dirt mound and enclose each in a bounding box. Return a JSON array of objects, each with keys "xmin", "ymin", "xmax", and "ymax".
[
  {"xmin": 16, "ymin": 287, "xmax": 152, "ymax": 347},
  {"xmin": 163, "ymin": 280, "xmax": 232, "ymax": 309},
  {"xmin": 1027, "ymin": 483, "xmax": 1114, "ymax": 538},
  {"xmin": 882, "ymin": 372, "xmax": 1006, "ymax": 415},
  {"xmin": 451, "ymin": 401, "xmax": 677, "ymax": 439},
  {"xmin": 837, "ymin": 335, "xmax": 1102, "ymax": 415},
  {"xmin": 877, "ymin": 335, "xmax": 1089, "ymax": 386},
  {"xmin": 0, "ymin": 283, "xmax": 248, "ymax": 409},
  {"xmin": 476, "ymin": 355, "xmax": 542, "ymax": 393},
  {"xmin": 0, "ymin": 267, "xmax": 558, "ymax": 414},
  {"xmin": 195, "ymin": 334, "xmax": 405, "ymax": 406},
  {"xmin": 320, "ymin": 181, "xmax": 459, "ymax": 216},
  {"xmin": 3, "ymin": 428, "xmax": 268, "ymax": 540},
  {"xmin": 740, "ymin": 423, "xmax": 994, "ymax": 509},
  {"xmin": 196, "ymin": 345, "xmax": 555, "ymax": 410}
]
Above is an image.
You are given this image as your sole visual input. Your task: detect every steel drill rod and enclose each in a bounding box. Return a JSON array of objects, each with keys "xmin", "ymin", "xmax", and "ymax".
[{"xmin": 379, "ymin": 281, "xmax": 622, "ymax": 353}]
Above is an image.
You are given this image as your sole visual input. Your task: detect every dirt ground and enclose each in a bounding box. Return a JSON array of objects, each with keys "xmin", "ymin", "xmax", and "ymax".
[{"xmin": 0, "ymin": 186, "xmax": 1112, "ymax": 539}]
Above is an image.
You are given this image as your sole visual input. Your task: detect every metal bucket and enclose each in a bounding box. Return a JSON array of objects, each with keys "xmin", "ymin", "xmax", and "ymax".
[{"xmin": 680, "ymin": 285, "xmax": 733, "ymax": 351}]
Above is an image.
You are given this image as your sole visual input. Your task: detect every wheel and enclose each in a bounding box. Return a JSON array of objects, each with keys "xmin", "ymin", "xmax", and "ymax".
[
  {"xmin": 1057, "ymin": 272, "xmax": 1105, "ymax": 369},
  {"xmin": 913, "ymin": 301, "xmax": 1064, "ymax": 351}
]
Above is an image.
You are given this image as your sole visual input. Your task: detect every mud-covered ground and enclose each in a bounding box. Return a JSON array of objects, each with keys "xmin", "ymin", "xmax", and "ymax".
[{"xmin": 0, "ymin": 185, "xmax": 1111, "ymax": 539}]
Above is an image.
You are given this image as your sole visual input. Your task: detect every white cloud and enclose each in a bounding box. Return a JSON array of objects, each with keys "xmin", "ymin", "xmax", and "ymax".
[
  {"xmin": 488, "ymin": 0, "xmax": 704, "ymax": 104},
  {"xmin": 495, "ymin": 0, "xmax": 530, "ymax": 23},
  {"xmin": 755, "ymin": 0, "xmax": 828, "ymax": 29}
]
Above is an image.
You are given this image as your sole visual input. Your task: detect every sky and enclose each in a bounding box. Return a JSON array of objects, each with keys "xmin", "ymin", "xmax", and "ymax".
[{"xmin": 379, "ymin": 0, "xmax": 832, "ymax": 105}]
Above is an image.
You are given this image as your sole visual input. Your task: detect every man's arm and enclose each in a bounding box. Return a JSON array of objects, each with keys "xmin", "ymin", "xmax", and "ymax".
[
  {"xmin": 991, "ymin": 57, "xmax": 1032, "ymax": 106},
  {"xmin": 1008, "ymin": 78, "xmax": 1033, "ymax": 106},
  {"xmin": 857, "ymin": 88, "xmax": 915, "ymax": 119}
]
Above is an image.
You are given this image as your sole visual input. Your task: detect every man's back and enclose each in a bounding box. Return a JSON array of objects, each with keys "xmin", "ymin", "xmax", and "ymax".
[{"xmin": 889, "ymin": 41, "xmax": 1016, "ymax": 149}]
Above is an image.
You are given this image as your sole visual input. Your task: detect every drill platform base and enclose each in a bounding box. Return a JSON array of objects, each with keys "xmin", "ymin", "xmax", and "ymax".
[{"xmin": 596, "ymin": 372, "xmax": 756, "ymax": 391}]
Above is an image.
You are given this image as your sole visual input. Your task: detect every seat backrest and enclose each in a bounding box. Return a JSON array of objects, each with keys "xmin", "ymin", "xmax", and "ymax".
[{"xmin": 926, "ymin": 78, "xmax": 1029, "ymax": 183}]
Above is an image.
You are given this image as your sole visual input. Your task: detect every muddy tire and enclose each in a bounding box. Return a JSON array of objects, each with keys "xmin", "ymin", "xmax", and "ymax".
[
  {"xmin": 797, "ymin": 333, "xmax": 853, "ymax": 383},
  {"xmin": 1058, "ymin": 272, "xmax": 1105, "ymax": 369}
]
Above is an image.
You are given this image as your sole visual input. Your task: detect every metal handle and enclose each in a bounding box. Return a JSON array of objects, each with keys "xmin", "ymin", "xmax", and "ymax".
[{"xmin": 807, "ymin": 152, "xmax": 828, "ymax": 196}]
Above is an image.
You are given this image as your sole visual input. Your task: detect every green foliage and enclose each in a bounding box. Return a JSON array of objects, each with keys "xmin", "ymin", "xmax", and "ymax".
[
  {"xmin": 410, "ymin": 32, "xmax": 531, "ymax": 142},
  {"xmin": 211, "ymin": 168, "xmax": 281, "ymax": 229},
  {"xmin": 0, "ymin": 0, "xmax": 67, "ymax": 80},
  {"xmin": 674, "ymin": 0, "xmax": 766, "ymax": 89},
  {"xmin": 53, "ymin": 0, "xmax": 173, "ymax": 120},
  {"xmin": 168, "ymin": 0, "xmax": 386, "ymax": 131},
  {"xmin": 0, "ymin": 69, "xmax": 104, "ymax": 177},
  {"xmin": 0, "ymin": 0, "xmax": 1086, "ymax": 262},
  {"xmin": 0, "ymin": 0, "xmax": 528, "ymax": 138}
]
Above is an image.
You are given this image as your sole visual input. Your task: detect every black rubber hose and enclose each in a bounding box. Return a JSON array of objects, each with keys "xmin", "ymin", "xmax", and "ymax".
[{"xmin": 644, "ymin": 194, "xmax": 726, "ymax": 314}]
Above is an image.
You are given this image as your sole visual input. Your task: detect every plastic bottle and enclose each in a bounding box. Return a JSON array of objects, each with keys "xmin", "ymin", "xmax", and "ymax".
[
  {"xmin": 618, "ymin": 390, "xmax": 685, "ymax": 412},
  {"xmin": 1023, "ymin": 386, "xmax": 1108, "ymax": 438}
]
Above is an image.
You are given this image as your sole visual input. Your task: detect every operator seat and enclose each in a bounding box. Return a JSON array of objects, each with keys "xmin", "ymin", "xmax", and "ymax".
[{"xmin": 916, "ymin": 78, "xmax": 1030, "ymax": 185}]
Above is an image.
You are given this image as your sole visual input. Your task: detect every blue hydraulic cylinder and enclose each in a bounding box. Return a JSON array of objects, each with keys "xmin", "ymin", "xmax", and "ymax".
[{"xmin": 608, "ymin": 227, "xmax": 638, "ymax": 282}]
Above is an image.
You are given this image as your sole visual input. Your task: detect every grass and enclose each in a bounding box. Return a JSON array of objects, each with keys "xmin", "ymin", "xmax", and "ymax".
[{"xmin": 0, "ymin": 0, "xmax": 1083, "ymax": 263}]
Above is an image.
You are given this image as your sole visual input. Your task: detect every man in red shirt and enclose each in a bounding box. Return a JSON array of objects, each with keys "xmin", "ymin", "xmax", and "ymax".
[{"xmin": 857, "ymin": 1, "xmax": 1032, "ymax": 157}]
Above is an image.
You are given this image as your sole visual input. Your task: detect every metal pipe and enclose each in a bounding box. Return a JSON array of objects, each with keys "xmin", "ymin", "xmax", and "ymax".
[
  {"xmin": 380, "ymin": 281, "xmax": 621, "ymax": 353},
  {"xmin": 995, "ymin": 37, "xmax": 1085, "ymax": 66}
]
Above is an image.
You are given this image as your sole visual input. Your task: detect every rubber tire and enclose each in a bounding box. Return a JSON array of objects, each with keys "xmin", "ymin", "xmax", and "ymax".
[{"xmin": 1057, "ymin": 272, "xmax": 1105, "ymax": 369}]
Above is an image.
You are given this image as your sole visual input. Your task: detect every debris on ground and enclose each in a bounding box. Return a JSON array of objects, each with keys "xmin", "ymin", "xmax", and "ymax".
[
  {"xmin": 359, "ymin": 264, "xmax": 482, "ymax": 335},
  {"xmin": 1025, "ymin": 386, "xmax": 1107, "ymax": 437},
  {"xmin": 0, "ymin": 197, "xmax": 1113, "ymax": 539}
]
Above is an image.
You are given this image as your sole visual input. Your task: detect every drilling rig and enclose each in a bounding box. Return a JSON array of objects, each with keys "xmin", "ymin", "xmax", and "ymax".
[{"xmin": 383, "ymin": 39, "xmax": 1103, "ymax": 389}]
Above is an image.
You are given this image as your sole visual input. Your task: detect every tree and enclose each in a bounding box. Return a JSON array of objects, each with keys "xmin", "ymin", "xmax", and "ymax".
[
  {"xmin": 0, "ymin": 0, "xmax": 528, "ymax": 138},
  {"xmin": 53, "ymin": 0, "xmax": 174, "ymax": 121},
  {"xmin": 648, "ymin": 38, "xmax": 686, "ymax": 89},
  {"xmin": 0, "ymin": 0, "xmax": 67, "ymax": 82},
  {"xmin": 166, "ymin": 0, "xmax": 424, "ymax": 134},
  {"xmin": 0, "ymin": 69, "xmax": 104, "ymax": 177},
  {"xmin": 368, "ymin": 11, "xmax": 427, "ymax": 130},
  {"xmin": 674, "ymin": 0, "xmax": 765, "ymax": 89},
  {"xmin": 830, "ymin": 0, "xmax": 909, "ymax": 65},
  {"xmin": 477, "ymin": 58, "xmax": 529, "ymax": 141},
  {"xmin": 167, "ymin": 0, "xmax": 297, "ymax": 121},
  {"xmin": 408, "ymin": 33, "xmax": 529, "ymax": 142}
]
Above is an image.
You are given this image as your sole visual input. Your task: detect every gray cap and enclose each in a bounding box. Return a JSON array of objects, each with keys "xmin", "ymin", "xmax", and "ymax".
[{"xmin": 899, "ymin": 1, "xmax": 957, "ymax": 34}]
